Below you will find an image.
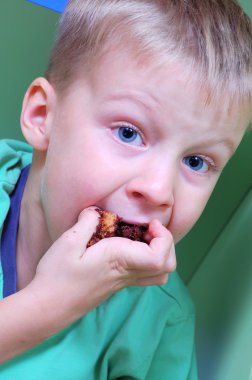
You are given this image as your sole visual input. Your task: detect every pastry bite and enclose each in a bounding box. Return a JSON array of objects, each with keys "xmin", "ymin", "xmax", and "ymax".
[{"xmin": 87, "ymin": 210, "xmax": 148, "ymax": 247}]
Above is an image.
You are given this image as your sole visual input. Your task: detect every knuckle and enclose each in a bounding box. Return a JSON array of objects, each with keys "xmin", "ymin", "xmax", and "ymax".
[
  {"xmin": 165, "ymin": 255, "xmax": 177, "ymax": 273},
  {"xmin": 161, "ymin": 228, "xmax": 173, "ymax": 243},
  {"xmin": 167, "ymin": 248, "xmax": 177, "ymax": 272},
  {"xmin": 169, "ymin": 258, "xmax": 177, "ymax": 272},
  {"xmin": 151, "ymin": 256, "xmax": 166, "ymax": 272}
]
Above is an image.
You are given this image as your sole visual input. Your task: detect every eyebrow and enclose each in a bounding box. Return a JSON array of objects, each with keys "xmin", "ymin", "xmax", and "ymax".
[
  {"xmin": 103, "ymin": 91, "xmax": 160, "ymax": 113},
  {"xmin": 197, "ymin": 138, "xmax": 237, "ymax": 156}
]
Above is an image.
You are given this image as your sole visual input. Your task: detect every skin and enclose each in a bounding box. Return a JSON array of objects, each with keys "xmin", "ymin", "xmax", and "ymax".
[{"xmin": 0, "ymin": 49, "xmax": 248, "ymax": 363}]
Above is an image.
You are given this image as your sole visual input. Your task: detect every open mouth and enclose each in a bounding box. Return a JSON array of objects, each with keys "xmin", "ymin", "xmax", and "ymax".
[{"xmin": 87, "ymin": 210, "xmax": 148, "ymax": 247}]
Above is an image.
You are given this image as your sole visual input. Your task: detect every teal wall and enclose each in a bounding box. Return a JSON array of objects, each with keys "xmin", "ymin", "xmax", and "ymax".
[
  {"xmin": 0, "ymin": 0, "xmax": 58, "ymax": 140},
  {"xmin": 0, "ymin": 0, "xmax": 251, "ymax": 284},
  {"xmin": 240, "ymin": 0, "xmax": 252, "ymax": 14}
]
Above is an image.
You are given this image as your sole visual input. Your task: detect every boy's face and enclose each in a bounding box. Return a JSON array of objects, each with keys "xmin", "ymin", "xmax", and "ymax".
[{"xmin": 39, "ymin": 50, "xmax": 246, "ymax": 244}]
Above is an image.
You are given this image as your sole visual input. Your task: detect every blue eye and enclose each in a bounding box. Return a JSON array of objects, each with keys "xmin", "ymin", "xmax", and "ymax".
[
  {"xmin": 115, "ymin": 125, "xmax": 144, "ymax": 146},
  {"xmin": 183, "ymin": 156, "xmax": 209, "ymax": 173}
]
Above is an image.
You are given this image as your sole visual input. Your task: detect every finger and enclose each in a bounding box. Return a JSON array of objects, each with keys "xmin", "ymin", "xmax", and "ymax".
[
  {"xmin": 163, "ymin": 241, "xmax": 177, "ymax": 272},
  {"xmin": 99, "ymin": 236, "xmax": 172, "ymax": 276},
  {"xmin": 148, "ymin": 219, "xmax": 171, "ymax": 242},
  {"xmin": 61, "ymin": 207, "xmax": 100, "ymax": 253},
  {"xmin": 148, "ymin": 219, "xmax": 177, "ymax": 271}
]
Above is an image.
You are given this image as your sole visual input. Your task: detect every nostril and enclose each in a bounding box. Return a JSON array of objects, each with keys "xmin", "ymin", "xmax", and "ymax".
[{"xmin": 132, "ymin": 192, "xmax": 143, "ymax": 199}]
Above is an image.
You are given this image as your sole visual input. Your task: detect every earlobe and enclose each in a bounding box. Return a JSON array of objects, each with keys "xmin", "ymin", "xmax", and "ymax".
[{"xmin": 20, "ymin": 77, "xmax": 56, "ymax": 151}]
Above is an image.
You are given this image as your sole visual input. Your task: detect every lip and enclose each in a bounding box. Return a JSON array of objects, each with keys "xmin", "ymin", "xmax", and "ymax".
[
  {"xmin": 96, "ymin": 207, "xmax": 151, "ymax": 226},
  {"xmin": 119, "ymin": 218, "xmax": 149, "ymax": 227}
]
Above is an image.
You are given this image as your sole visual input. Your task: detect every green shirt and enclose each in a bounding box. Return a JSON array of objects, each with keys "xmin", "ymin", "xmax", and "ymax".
[{"xmin": 0, "ymin": 139, "xmax": 198, "ymax": 379}]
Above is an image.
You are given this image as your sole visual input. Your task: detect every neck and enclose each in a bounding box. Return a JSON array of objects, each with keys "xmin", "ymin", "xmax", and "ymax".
[{"xmin": 16, "ymin": 153, "xmax": 52, "ymax": 291}]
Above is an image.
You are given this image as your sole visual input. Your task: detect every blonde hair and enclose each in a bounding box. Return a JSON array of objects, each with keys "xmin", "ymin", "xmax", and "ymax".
[{"xmin": 46, "ymin": 0, "xmax": 252, "ymax": 113}]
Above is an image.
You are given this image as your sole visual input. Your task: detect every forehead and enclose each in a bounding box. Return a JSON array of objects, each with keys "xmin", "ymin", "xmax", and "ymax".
[
  {"xmin": 69, "ymin": 48, "xmax": 249, "ymax": 146},
  {"xmin": 91, "ymin": 50, "xmax": 246, "ymax": 119}
]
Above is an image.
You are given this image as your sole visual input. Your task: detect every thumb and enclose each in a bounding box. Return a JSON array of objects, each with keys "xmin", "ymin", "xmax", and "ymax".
[{"xmin": 64, "ymin": 207, "xmax": 100, "ymax": 252}]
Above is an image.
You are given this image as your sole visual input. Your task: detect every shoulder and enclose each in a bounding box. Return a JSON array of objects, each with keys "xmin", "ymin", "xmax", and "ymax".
[
  {"xmin": 0, "ymin": 139, "xmax": 32, "ymax": 186},
  {"xmin": 0, "ymin": 139, "xmax": 32, "ymax": 228},
  {"xmin": 0, "ymin": 139, "xmax": 32, "ymax": 175}
]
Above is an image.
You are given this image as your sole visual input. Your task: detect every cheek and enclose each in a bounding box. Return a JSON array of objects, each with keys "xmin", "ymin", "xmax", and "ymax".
[
  {"xmin": 40, "ymin": 159, "xmax": 120, "ymax": 241},
  {"xmin": 170, "ymin": 191, "xmax": 211, "ymax": 243}
]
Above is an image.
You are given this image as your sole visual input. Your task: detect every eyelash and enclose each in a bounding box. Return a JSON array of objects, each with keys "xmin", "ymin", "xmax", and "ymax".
[
  {"xmin": 201, "ymin": 155, "xmax": 219, "ymax": 171},
  {"xmin": 111, "ymin": 122, "xmax": 146, "ymax": 147},
  {"xmin": 183, "ymin": 154, "xmax": 220, "ymax": 174}
]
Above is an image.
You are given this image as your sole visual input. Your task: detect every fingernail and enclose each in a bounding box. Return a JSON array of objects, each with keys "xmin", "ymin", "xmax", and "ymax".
[
  {"xmin": 85, "ymin": 206, "xmax": 101, "ymax": 212},
  {"xmin": 78, "ymin": 206, "xmax": 101, "ymax": 220}
]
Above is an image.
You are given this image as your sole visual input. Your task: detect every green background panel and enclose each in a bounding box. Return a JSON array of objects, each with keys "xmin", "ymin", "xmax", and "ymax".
[
  {"xmin": 0, "ymin": 0, "xmax": 58, "ymax": 141},
  {"xmin": 189, "ymin": 189, "xmax": 252, "ymax": 380}
]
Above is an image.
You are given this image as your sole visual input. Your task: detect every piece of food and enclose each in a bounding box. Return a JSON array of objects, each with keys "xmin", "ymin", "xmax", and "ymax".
[
  {"xmin": 87, "ymin": 210, "xmax": 148, "ymax": 247},
  {"xmin": 87, "ymin": 210, "xmax": 120, "ymax": 247}
]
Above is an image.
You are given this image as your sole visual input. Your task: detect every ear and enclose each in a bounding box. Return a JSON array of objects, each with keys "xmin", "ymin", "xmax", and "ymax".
[{"xmin": 20, "ymin": 77, "xmax": 57, "ymax": 151}]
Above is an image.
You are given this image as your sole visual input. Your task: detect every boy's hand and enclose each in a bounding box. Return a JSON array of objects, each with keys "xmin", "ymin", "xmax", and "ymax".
[{"xmin": 28, "ymin": 208, "xmax": 176, "ymax": 330}]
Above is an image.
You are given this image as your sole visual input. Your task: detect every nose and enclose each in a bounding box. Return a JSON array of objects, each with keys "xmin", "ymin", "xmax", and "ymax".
[{"xmin": 126, "ymin": 162, "xmax": 175, "ymax": 208}]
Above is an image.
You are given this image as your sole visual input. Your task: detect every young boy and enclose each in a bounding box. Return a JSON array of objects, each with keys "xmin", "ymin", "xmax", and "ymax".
[{"xmin": 0, "ymin": 0, "xmax": 251, "ymax": 378}]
